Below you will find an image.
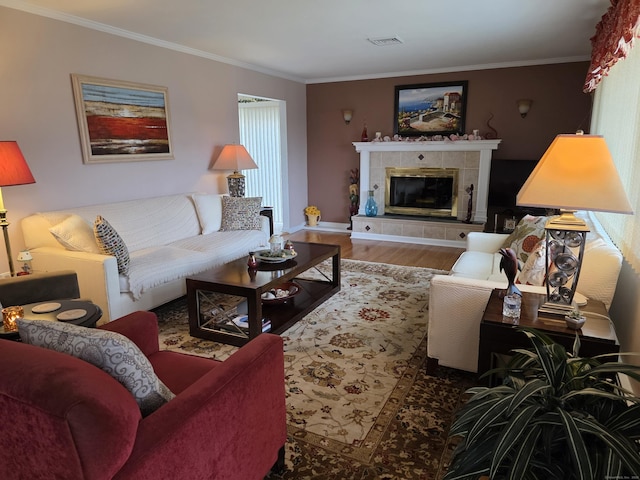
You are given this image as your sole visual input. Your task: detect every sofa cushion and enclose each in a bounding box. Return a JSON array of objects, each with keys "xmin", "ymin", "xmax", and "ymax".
[
  {"xmin": 220, "ymin": 196, "xmax": 262, "ymax": 231},
  {"xmin": 192, "ymin": 193, "xmax": 223, "ymax": 234},
  {"xmin": 94, "ymin": 215, "xmax": 130, "ymax": 274},
  {"xmin": 123, "ymin": 246, "xmax": 209, "ymax": 299},
  {"xmin": 450, "ymin": 251, "xmax": 496, "ymax": 279},
  {"xmin": 501, "ymin": 215, "xmax": 547, "ymax": 265},
  {"xmin": 17, "ymin": 318, "xmax": 175, "ymax": 416},
  {"xmin": 49, "ymin": 214, "xmax": 101, "ymax": 253}
]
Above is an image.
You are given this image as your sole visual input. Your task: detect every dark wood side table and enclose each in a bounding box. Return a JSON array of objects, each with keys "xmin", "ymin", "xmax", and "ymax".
[
  {"xmin": 0, "ymin": 299, "xmax": 103, "ymax": 341},
  {"xmin": 260, "ymin": 207, "xmax": 274, "ymax": 236},
  {"xmin": 478, "ymin": 289, "xmax": 619, "ymax": 385}
]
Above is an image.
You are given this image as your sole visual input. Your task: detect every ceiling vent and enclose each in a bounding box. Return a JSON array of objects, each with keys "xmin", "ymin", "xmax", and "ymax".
[{"xmin": 367, "ymin": 36, "xmax": 404, "ymax": 47}]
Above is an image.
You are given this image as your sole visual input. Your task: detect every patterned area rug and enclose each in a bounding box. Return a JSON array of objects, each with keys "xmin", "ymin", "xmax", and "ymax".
[{"xmin": 154, "ymin": 259, "xmax": 475, "ymax": 479}]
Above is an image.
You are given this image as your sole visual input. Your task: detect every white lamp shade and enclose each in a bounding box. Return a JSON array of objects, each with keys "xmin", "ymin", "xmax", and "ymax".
[
  {"xmin": 211, "ymin": 144, "xmax": 258, "ymax": 172},
  {"xmin": 517, "ymin": 134, "xmax": 633, "ymax": 214}
]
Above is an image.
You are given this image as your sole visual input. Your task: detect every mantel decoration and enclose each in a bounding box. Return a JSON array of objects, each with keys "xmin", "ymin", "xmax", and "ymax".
[
  {"xmin": 393, "ymin": 81, "xmax": 468, "ymax": 137},
  {"xmin": 71, "ymin": 74, "xmax": 173, "ymax": 164},
  {"xmin": 348, "ymin": 168, "xmax": 359, "ymax": 229}
]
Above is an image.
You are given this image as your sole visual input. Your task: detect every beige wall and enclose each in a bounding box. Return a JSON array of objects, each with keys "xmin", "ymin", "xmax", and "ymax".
[
  {"xmin": 0, "ymin": 6, "xmax": 307, "ymax": 274},
  {"xmin": 307, "ymin": 63, "xmax": 592, "ymax": 223}
]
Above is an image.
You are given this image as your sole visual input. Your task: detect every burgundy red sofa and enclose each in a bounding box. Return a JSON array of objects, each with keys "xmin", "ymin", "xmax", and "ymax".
[{"xmin": 0, "ymin": 311, "xmax": 287, "ymax": 479}]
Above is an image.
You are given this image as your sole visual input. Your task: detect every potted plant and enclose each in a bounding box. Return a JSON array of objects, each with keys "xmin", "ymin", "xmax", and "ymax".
[
  {"xmin": 304, "ymin": 205, "xmax": 321, "ymax": 226},
  {"xmin": 565, "ymin": 309, "xmax": 587, "ymax": 330},
  {"xmin": 445, "ymin": 328, "xmax": 640, "ymax": 480}
]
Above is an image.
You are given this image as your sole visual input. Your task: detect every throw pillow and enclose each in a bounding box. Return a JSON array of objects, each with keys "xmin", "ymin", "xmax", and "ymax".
[
  {"xmin": 17, "ymin": 318, "xmax": 175, "ymax": 416},
  {"xmin": 518, "ymin": 239, "xmax": 547, "ymax": 286},
  {"xmin": 220, "ymin": 196, "xmax": 262, "ymax": 231},
  {"xmin": 501, "ymin": 215, "xmax": 547, "ymax": 265},
  {"xmin": 49, "ymin": 214, "xmax": 101, "ymax": 253},
  {"xmin": 94, "ymin": 215, "xmax": 130, "ymax": 275},
  {"xmin": 192, "ymin": 193, "xmax": 223, "ymax": 234}
]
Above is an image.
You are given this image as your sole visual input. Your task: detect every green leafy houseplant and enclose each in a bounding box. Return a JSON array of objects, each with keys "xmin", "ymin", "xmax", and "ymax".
[{"xmin": 445, "ymin": 328, "xmax": 640, "ymax": 480}]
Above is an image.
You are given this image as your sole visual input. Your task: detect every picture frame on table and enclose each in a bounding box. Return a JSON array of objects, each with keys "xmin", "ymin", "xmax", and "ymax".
[
  {"xmin": 71, "ymin": 74, "xmax": 174, "ymax": 164},
  {"xmin": 393, "ymin": 80, "xmax": 468, "ymax": 137}
]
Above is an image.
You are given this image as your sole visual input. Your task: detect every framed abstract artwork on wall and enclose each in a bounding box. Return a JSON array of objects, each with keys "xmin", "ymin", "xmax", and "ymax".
[
  {"xmin": 393, "ymin": 81, "xmax": 468, "ymax": 137},
  {"xmin": 71, "ymin": 74, "xmax": 174, "ymax": 164}
]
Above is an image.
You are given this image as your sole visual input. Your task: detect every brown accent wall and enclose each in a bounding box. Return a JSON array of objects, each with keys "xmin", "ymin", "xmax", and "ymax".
[{"xmin": 307, "ymin": 63, "xmax": 592, "ymax": 223}]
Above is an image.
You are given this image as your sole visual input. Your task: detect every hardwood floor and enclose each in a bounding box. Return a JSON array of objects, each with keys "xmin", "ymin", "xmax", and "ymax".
[{"xmin": 287, "ymin": 230, "xmax": 464, "ymax": 271}]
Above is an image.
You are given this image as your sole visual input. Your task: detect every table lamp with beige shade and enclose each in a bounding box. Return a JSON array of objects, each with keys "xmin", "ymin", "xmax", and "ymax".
[
  {"xmin": 211, "ymin": 144, "xmax": 258, "ymax": 197},
  {"xmin": 0, "ymin": 141, "xmax": 36, "ymax": 277},
  {"xmin": 517, "ymin": 131, "xmax": 633, "ymax": 315}
]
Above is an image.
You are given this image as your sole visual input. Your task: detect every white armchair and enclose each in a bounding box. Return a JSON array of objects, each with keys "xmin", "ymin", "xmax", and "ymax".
[{"xmin": 427, "ymin": 211, "xmax": 623, "ymax": 374}]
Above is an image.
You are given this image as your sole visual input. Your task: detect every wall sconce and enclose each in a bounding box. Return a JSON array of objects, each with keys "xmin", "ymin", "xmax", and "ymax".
[
  {"xmin": 517, "ymin": 99, "xmax": 533, "ymax": 118},
  {"xmin": 342, "ymin": 109, "xmax": 353, "ymax": 125}
]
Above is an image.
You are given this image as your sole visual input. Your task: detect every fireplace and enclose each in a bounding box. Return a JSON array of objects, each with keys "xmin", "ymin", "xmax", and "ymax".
[{"xmin": 385, "ymin": 167, "xmax": 458, "ymax": 218}]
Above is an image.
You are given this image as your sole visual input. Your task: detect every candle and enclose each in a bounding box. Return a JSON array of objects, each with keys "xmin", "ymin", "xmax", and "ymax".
[{"xmin": 2, "ymin": 306, "xmax": 23, "ymax": 332}]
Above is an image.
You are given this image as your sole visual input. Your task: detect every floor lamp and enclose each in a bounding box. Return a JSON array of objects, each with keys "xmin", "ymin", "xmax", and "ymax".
[
  {"xmin": 0, "ymin": 142, "xmax": 36, "ymax": 277},
  {"xmin": 211, "ymin": 144, "xmax": 258, "ymax": 197},
  {"xmin": 516, "ymin": 132, "xmax": 632, "ymax": 314}
]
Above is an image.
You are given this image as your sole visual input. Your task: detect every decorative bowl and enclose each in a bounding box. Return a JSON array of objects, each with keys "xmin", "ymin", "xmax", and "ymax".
[
  {"xmin": 565, "ymin": 314, "xmax": 586, "ymax": 330},
  {"xmin": 254, "ymin": 249, "xmax": 297, "ymax": 263},
  {"xmin": 261, "ymin": 282, "xmax": 301, "ymax": 305}
]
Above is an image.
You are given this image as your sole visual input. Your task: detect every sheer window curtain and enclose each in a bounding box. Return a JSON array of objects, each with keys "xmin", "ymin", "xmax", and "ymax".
[{"xmin": 590, "ymin": 43, "xmax": 640, "ymax": 273}]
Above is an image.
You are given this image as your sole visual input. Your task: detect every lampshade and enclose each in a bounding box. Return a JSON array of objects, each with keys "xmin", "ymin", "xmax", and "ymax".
[
  {"xmin": 0, "ymin": 141, "xmax": 35, "ymax": 277},
  {"xmin": 516, "ymin": 133, "xmax": 633, "ymax": 215},
  {"xmin": 211, "ymin": 144, "xmax": 258, "ymax": 172},
  {"xmin": 0, "ymin": 141, "xmax": 36, "ymax": 188}
]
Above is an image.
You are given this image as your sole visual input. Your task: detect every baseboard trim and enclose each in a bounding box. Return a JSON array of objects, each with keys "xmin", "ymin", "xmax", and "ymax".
[{"xmin": 350, "ymin": 231, "xmax": 466, "ymax": 247}]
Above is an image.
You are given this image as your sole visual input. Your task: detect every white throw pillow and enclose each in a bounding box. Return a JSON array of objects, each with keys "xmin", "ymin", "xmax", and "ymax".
[
  {"xmin": 17, "ymin": 318, "xmax": 175, "ymax": 416},
  {"xmin": 192, "ymin": 193, "xmax": 223, "ymax": 234},
  {"xmin": 49, "ymin": 214, "xmax": 101, "ymax": 253}
]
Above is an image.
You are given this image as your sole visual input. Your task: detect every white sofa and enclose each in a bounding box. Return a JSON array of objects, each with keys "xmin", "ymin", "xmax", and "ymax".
[
  {"xmin": 427, "ymin": 211, "xmax": 623, "ymax": 373},
  {"xmin": 21, "ymin": 193, "xmax": 270, "ymax": 323}
]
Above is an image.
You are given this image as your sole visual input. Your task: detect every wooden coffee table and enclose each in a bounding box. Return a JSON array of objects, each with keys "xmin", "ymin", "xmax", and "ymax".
[{"xmin": 186, "ymin": 241, "xmax": 340, "ymax": 346}]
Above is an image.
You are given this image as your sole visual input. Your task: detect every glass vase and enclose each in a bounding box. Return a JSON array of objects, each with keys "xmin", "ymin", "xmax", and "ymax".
[{"xmin": 365, "ymin": 190, "xmax": 378, "ymax": 217}]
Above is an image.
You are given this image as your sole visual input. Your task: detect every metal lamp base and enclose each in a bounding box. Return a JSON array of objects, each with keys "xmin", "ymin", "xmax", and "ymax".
[{"xmin": 541, "ymin": 211, "xmax": 589, "ymax": 316}]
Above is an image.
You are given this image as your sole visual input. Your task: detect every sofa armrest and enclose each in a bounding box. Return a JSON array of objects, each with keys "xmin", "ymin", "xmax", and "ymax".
[
  {"xmin": 98, "ymin": 311, "xmax": 160, "ymax": 357},
  {"xmin": 0, "ymin": 270, "xmax": 80, "ymax": 307},
  {"xmin": 28, "ymin": 247, "xmax": 121, "ymax": 323},
  {"xmin": 115, "ymin": 334, "xmax": 287, "ymax": 479},
  {"xmin": 466, "ymin": 232, "xmax": 509, "ymax": 253},
  {"xmin": 428, "ymin": 274, "xmax": 545, "ymax": 373}
]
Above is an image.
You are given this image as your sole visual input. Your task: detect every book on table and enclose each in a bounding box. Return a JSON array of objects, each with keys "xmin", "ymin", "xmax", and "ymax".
[{"xmin": 218, "ymin": 315, "xmax": 271, "ymax": 334}]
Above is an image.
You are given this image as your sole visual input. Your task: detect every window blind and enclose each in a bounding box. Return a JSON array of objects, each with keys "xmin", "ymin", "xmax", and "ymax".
[{"xmin": 590, "ymin": 42, "xmax": 640, "ymax": 272}]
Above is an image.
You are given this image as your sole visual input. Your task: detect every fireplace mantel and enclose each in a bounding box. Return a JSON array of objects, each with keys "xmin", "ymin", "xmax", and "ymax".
[
  {"xmin": 351, "ymin": 139, "xmax": 501, "ymax": 246},
  {"xmin": 353, "ymin": 140, "xmax": 501, "ymax": 223}
]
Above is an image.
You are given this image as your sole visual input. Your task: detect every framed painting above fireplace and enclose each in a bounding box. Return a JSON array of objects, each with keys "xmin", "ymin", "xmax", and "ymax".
[{"xmin": 394, "ymin": 81, "xmax": 468, "ymax": 137}]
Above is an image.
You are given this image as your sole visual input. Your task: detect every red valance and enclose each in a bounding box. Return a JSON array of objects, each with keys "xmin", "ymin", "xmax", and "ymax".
[{"xmin": 584, "ymin": 0, "xmax": 640, "ymax": 92}]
